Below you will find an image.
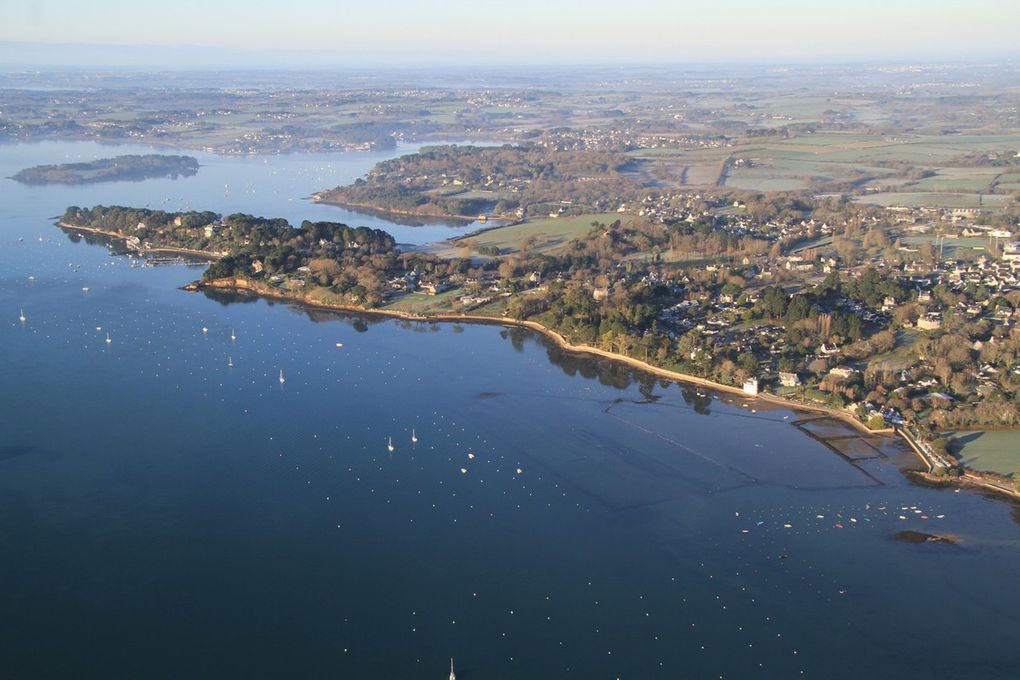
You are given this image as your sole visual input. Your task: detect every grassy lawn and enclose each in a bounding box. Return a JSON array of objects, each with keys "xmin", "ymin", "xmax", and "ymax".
[
  {"xmin": 380, "ymin": 288, "xmax": 463, "ymax": 315},
  {"xmin": 947, "ymin": 431, "xmax": 1020, "ymax": 477},
  {"xmin": 867, "ymin": 329, "xmax": 920, "ymax": 372}
]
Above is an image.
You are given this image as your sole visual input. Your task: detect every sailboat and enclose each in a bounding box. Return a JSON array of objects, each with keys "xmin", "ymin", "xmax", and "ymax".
[
  {"xmin": 19, "ymin": 309, "xmax": 26, "ymax": 323},
  {"xmin": 411, "ymin": 429, "xmax": 418, "ymax": 444},
  {"xmin": 105, "ymin": 333, "xmax": 112, "ymax": 344},
  {"xmin": 228, "ymin": 356, "xmax": 234, "ymax": 368},
  {"xmin": 279, "ymin": 369, "xmax": 285, "ymax": 384},
  {"xmin": 230, "ymin": 329, "xmax": 236, "ymax": 342},
  {"xmin": 387, "ymin": 437, "xmax": 395, "ymax": 453},
  {"xmin": 449, "ymin": 658, "xmax": 456, "ymax": 680}
]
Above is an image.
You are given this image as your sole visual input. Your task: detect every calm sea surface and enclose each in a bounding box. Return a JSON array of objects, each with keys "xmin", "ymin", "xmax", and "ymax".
[{"xmin": 1, "ymin": 141, "xmax": 1019, "ymax": 679}]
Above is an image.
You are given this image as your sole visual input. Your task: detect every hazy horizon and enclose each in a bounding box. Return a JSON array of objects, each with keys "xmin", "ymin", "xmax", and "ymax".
[{"xmin": 3, "ymin": 0, "xmax": 1020, "ymax": 68}]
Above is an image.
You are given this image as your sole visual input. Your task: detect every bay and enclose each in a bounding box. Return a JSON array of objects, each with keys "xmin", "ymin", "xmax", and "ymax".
[{"xmin": 1, "ymin": 141, "xmax": 1019, "ymax": 679}]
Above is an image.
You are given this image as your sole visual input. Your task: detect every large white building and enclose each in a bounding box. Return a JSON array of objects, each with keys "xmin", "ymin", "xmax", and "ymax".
[{"xmin": 1003, "ymin": 241, "xmax": 1020, "ymax": 261}]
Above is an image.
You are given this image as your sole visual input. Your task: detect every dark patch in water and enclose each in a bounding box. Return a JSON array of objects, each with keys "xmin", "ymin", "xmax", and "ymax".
[
  {"xmin": 476, "ymin": 392, "xmax": 503, "ymax": 399},
  {"xmin": 893, "ymin": 530, "xmax": 957, "ymax": 545},
  {"xmin": 0, "ymin": 444, "xmax": 35, "ymax": 461}
]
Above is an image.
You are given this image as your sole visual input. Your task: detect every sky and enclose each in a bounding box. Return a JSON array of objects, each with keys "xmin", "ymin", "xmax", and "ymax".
[{"xmin": 2, "ymin": 0, "xmax": 1019, "ymax": 67}]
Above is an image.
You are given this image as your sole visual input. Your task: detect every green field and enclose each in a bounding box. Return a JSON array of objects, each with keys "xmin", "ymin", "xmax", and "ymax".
[
  {"xmin": 380, "ymin": 288, "xmax": 463, "ymax": 315},
  {"xmin": 948, "ymin": 431, "xmax": 1020, "ymax": 477},
  {"xmin": 854, "ymin": 192, "xmax": 1014, "ymax": 209},
  {"xmin": 900, "ymin": 235, "xmax": 992, "ymax": 259},
  {"xmin": 448, "ymin": 212, "xmax": 624, "ymax": 256}
]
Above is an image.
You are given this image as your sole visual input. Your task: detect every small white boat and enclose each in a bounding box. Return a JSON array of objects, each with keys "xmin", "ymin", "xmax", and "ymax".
[
  {"xmin": 279, "ymin": 369, "xmax": 285, "ymax": 384},
  {"xmin": 411, "ymin": 429, "xmax": 418, "ymax": 444},
  {"xmin": 105, "ymin": 333, "xmax": 112, "ymax": 344},
  {"xmin": 228, "ymin": 356, "xmax": 234, "ymax": 368},
  {"xmin": 202, "ymin": 327, "xmax": 209, "ymax": 334},
  {"xmin": 387, "ymin": 437, "xmax": 395, "ymax": 453},
  {"xmin": 450, "ymin": 658, "xmax": 456, "ymax": 680},
  {"xmin": 19, "ymin": 309, "xmax": 26, "ymax": 323},
  {"xmin": 231, "ymin": 329, "xmax": 236, "ymax": 341}
]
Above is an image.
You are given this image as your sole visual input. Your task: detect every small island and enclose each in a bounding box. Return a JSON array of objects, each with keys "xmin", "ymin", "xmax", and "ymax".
[{"xmin": 11, "ymin": 154, "xmax": 199, "ymax": 185}]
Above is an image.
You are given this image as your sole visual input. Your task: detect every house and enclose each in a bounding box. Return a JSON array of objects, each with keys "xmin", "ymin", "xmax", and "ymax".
[
  {"xmin": 917, "ymin": 314, "xmax": 942, "ymax": 330},
  {"xmin": 743, "ymin": 378, "xmax": 759, "ymax": 396},
  {"xmin": 819, "ymin": 343, "xmax": 841, "ymax": 356},
  {"xmin": 779, "ymin": 372, "xmax": 801, "ymax": 387},
  {"xmin": 829, "ymin": 366, "xmax": 857, "ymax": 380},
  {"xmin": 420, "ymin": 281, "xmax": 450, "ymax": 295}
]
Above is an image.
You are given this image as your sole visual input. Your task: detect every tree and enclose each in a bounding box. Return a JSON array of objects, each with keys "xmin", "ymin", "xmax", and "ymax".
[{"xmin": 866, "ymin": 413, "xmax": 887, "ymax": 430}]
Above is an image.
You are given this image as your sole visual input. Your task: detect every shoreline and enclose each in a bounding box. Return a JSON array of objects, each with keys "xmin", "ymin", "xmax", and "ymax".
[
  {"xmin": 188, "ymin": 277, "xmax": 1020, "ymax": 503},
  {"xmin": 47, "ymin": 211, "xmax": 1020, "ymax": 504},
  {"xmin": 57, "ymin": 222, "xmax": 226, "ymax": 261},
  {"xmin": 311, "ymin": 196, "xmax": 517, "ymax": 223}
]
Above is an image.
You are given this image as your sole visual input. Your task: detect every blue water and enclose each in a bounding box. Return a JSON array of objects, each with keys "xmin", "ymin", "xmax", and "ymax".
[{"xmin": 1, "ymin": 141, "xmax": 1019, "ymax": 679}]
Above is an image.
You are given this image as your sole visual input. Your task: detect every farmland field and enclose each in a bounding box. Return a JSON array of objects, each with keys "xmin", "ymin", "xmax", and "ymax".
[{"xmin": 854, "ymin": 192, "xmax": 1014, "ymax": 208}]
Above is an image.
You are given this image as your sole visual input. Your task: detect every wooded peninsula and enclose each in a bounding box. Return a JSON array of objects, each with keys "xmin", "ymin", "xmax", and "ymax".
[{"xmin": 57, "ymin": 192, "xmax": 1020, "ymax": 501}]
